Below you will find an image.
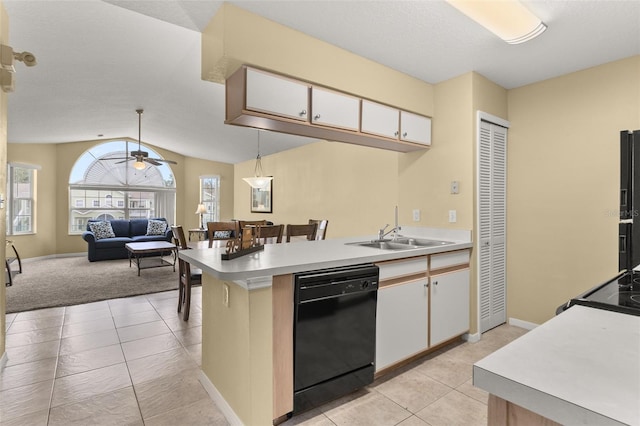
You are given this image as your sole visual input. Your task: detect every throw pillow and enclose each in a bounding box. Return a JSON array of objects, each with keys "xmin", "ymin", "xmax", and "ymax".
[
  {"xmin": 213, "ymin": 230, "xmax": 233, "ymax": 239},
  {"xmin": 146, "ymin": 219, "xmax": 167, "ymax": 236},
  {"xmin": 89, "ymin": 221, "xmax": 116, "ymax": 240}
]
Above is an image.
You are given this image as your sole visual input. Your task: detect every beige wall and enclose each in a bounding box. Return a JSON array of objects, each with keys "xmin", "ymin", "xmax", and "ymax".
[
  {"xmin": 234, "ymin": 141, "xmax": 399, "ymax": 237},
  {"xmin": 507, "ymin": 56, "xmax": 640, "ymax": 324},
  {"xmin": 6, "ymin": 139, "xmax": 234, "ymax": 258},
  {"xmin": 0, "ymin": 0, "xmax": 8, "ymax": 359}
]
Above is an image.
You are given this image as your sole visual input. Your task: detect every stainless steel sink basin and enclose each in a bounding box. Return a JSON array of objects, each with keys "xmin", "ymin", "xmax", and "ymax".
[
  {"xmin": 346, "ymin": 241, "xmax": 420, "ymax": 251},
  {"xmin": 346, "ymin": 237, "xmax": 455, "ymax": 251},
  {"xmin": 393, "ymin": 237, "xmax": 455, "ymax": 247}
]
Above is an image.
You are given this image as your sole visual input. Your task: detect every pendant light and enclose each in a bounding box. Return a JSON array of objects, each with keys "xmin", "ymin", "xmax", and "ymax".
[{"xmin": 243, "ymin": 130, "xmax": 273, "ymax": 190}]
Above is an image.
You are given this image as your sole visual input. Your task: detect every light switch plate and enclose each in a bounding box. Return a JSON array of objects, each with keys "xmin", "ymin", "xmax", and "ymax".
[
  {"xmin": 451, "ymin": 181, "xmax": 459, "ymax": 194},
  {"xmin": 448, "ymin": 210, "xmax": 457, "ymax": 223},
  {"xmin": 412, "ymin": 209, "xmax": 420, "ymax": 222}
]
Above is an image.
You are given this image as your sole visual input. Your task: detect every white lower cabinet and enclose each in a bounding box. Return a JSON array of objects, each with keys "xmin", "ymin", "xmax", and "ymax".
[
  {"xmin": 376, "ymin": 278, "xmax": 428, "ymax": 370},
  {"xmin": 430, "ymin": 269, "xmax": 470, "ymax": 347}
]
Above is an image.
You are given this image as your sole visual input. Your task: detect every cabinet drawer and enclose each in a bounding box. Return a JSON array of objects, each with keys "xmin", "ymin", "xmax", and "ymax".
[
  {"xmin": 377, "ymin": 256, "xmax": 428, "ymax": 282},
  {"xmin": 430, "ymin": 250, "xmax": 470, "ymax": 271}
]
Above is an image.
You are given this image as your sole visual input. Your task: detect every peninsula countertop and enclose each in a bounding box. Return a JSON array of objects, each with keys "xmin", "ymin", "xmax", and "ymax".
[
  {"xmin": 473, "ymin": 305, "xmax": 640, "ymax": 426},
  {"xmin": 178, "ymin": 235, "xmax": 472, "ymax": 281}
]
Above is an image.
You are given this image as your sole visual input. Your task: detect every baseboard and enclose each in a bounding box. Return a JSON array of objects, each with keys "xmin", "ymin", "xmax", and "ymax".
[
  {"xmin": 508, "ymin": 317, "xmax": 539, "ymax": 330},
  {"xmin": 463, "ymin": 332, "xmax": 481, "ymax": 343},
  {"xmin": 198, "ymin": 370, "xmax": 244, "ymax": 426},
  {"xmin": 0, "ymin": 351, "xmax": 8, "ymax": 372},
  {"xmin": 21, "ymin": 252, "xmax": 85, "ymax": 263}
]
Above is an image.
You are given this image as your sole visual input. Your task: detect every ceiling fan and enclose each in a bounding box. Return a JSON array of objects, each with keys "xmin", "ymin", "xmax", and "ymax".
[{"xmin": 102, "ymin": 109, "xmax": 177, "ymax": 170}]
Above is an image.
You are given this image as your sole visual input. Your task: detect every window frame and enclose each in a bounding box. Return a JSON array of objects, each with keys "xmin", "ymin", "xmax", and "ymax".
[
  {"xmin": 6, "ymin": 163, "xmax": 38, "ymax": 235},
  {"xmin": 200, "ymin": 175, "xmax": 221, "ymax": 225}
]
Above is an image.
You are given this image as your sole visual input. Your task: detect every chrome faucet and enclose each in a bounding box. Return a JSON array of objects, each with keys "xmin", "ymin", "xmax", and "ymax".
[{"xmin": 378, "ymin": 207, "xmax": 402, "ymax": 241}]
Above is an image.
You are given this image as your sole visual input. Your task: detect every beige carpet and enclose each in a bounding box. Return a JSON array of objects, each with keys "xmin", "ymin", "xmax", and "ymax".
[{"xmin": 5, "ymin": 256, "xmax": 179, "ymax": 313}]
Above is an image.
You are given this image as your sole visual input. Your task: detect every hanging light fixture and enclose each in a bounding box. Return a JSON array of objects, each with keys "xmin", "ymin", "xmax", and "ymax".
[
  {"xmin": 242, "ymin": 130, "xmax": 273, "ymax": 190},
  {"xmin": 446, "ymin": 0, "xmax": 547, "ymax": 45}
]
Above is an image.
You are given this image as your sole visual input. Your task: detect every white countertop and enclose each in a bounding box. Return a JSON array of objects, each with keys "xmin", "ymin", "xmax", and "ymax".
[
  {"xmin": 474, "ymin": 305, "xmax": 640, "ymax": 426},
  {"xmin": 178, "ymin": 234, "xmax": 472, "ymax": 281}
]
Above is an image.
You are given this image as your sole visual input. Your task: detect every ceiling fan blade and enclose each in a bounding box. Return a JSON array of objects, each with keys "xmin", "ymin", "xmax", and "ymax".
[
  {"xmin": 99, "ymin": 157, "xmax": 131, "ymax": 161},
  {"xmin": 144, "ymin": 158, "xmax": 162, "ymax": 166},
  {"xmin": 115, "ymin": 158, "xmax": 134, "ymax": 164},
  {"xmin": 157, "ymin": 158, "xmax": 178, "ymax": 165}
]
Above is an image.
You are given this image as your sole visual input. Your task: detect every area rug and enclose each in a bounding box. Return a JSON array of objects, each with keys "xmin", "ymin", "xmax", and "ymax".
[{"xmin": 5, "ymin": 256, "xmax": 179, "ymax": 313}]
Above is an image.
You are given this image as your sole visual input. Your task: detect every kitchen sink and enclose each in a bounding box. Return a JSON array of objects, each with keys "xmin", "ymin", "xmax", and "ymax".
[
  {"xmin": 346, "ymin": 237, "xmax": 455, "ymax": 251},
  {"xmin": 346, "ymin": 241, "xmax": 420, "ymax": 251},
  {"xmin": 393, "ymin": 237, "xmax": 455, "ymax": 247}
]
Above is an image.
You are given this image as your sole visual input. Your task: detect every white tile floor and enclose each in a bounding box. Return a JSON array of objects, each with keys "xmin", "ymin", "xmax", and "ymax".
[{"xmin": 2, "ymin": 287, "xmax": 527, "ymax": 425}]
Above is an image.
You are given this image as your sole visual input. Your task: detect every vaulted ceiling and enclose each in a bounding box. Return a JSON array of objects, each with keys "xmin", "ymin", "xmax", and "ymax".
[{"xmin": 4, "ymin": 1, "xmax": 640, "ymax": 164}]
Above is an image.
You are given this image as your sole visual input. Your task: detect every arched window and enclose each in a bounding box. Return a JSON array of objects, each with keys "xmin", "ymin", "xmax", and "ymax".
[{"xmin": 69, "ymin": 140, "xmax": 176, "ymax": 234}]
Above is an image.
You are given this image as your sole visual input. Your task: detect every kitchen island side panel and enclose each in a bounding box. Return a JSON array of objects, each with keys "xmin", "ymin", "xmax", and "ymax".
[{"xmin": 201, "ymin": 274, "xmax": 274, "ymax": 425}]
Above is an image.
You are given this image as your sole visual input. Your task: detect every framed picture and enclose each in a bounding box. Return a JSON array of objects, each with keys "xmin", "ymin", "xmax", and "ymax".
[{"xmin": 251, "ymin": 180, "xmax": 273, "ymax": 213}]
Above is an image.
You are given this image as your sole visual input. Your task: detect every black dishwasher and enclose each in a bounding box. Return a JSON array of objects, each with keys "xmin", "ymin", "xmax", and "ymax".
[{"xmin": 293, "ymin": 263, "xmax": 379, "ymax": 414}]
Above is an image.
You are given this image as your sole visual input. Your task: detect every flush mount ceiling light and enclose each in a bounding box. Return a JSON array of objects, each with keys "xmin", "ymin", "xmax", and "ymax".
[
  {"xmin": 243, "ymin": 130, "xmax": 273, "ymax": 190},
  {"xmin": 447, "ymin": 0, "xmax": 547, "ymax": 44}
]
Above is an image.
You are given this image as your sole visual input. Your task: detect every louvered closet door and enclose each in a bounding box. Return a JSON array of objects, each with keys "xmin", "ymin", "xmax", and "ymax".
[{"xmin": 479, "ymin": 120, "xmax": 507, "ymax": 333}]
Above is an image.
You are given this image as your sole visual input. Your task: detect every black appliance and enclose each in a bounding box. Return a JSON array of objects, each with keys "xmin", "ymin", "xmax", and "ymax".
[
  {"xmin": 293, "ymin": 264, "xmax": 379, "ymax": 414},
  {"xmin": 619, "ymin": 130, "xmax": 640, "ymax": 271},
  {"xmin": 556, "ymin": 269, "xmax": 640, "ymax": 316}
]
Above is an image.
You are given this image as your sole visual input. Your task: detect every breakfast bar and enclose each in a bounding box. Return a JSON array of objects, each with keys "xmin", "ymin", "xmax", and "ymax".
[{"xmin": 179, "ymin": 233, "xmax": 472, "ymax": 425}]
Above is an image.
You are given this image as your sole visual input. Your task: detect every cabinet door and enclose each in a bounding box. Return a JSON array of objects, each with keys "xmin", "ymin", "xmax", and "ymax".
[
  {"xmin": 310, "ymin": 87, "xmax": 359, "ymax": 131},
  {"xmin": 245, "ymin": 68, "xmax": 309, "ymax": 122},
  {"xmin": 361, "ymin": 100, "xmax": 400, "ymax": 139},
  {"xmin": 400, "ymin": 111, "xmax": 431, "ymax": 146},
  {"xmin": 376, "ymin": 278, "xmax": 428, "ymax": 371},
  {"xmin": 430, "ymin": 269, "xmax": 470, "ymax": 347}
]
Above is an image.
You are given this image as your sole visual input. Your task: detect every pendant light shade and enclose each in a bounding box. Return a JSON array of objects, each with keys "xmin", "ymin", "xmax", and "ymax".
[
  {"xmin": 243, "ymin": 130, "xmax": 273, "ymax": 190},
  {"xmin": 133, "ymin": 160, "xmax": 146, "ymax": 170}
]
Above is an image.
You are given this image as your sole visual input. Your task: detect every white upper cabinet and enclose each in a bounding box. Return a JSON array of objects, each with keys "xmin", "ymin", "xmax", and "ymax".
[
  {"xmin": 361, "ymin": 100, "xmax": 400, "ymax": 139},
  {"xmin": 310, "ymin": 87, "xmax": 360, "ymax": 131},
  {"xmin": 400, "ymin": 110, "xmax": 432, "ymax": 146},
  {"xmin": 245, "ymin": 68, "xmax": 309, "ymax": 122}
]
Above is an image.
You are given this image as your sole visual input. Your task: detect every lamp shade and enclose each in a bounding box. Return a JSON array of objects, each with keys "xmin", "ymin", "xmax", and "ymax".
[
  {"xmin": 195, "ymin": 204, "xmax": 207, "ymax": 215},
  {"xmin": 242, "ymin": 175, "xmax": 273, "ymax": 190},
  {"xmin": 133, "ymin": 160, "xmax": 146, "ymax": 170}
]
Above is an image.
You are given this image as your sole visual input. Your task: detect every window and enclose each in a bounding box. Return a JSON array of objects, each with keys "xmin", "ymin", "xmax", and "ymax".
[
  {"xmin": 68, "ymin": 140, "xmax": 176, "ymax": 234},
  {"xmin": 200, "ymin": 176, "xmax": 220, "ymax": 224},
  {"xmin": 6, "ymin": 163, "xmax": 37, "ymax": 235}
]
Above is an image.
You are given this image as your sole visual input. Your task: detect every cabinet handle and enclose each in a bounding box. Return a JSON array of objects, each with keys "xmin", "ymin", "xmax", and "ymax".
[
  {"xmin": 402, "ymin": 132, "xmax": 408, "ymax": 137},
  {"xmin": 314, "ymin": 114, "xmax": 321, "ymax": 120},
  {"xmin": 433, "ymin": 281, "xmax": 438, "ymax": 286},
  {"xmin": 394, "ymin": 131, "xmax": 399, "ymax": 137},
  {"xmin": 424, "ymin": 282, "xmax": 429, "ymax": 288},
  {"xmin": 299, "ymin": 109, "xmax": 307, "ymax": 117}
]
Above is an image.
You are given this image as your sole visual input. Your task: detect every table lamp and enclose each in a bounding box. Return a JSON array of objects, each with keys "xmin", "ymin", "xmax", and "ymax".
[{"xmin": 195, "ymin": 203, "xmax": 207, "ymax": 229}]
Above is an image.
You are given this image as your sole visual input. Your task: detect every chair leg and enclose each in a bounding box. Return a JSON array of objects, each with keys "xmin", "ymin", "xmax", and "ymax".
[
  {"xmin": 183, "ymin": 279, "xmax": 192, "ymax": 321},
  {"xmin": 177, "ymin": 279, "xmax": 184, "ymax": 313}
]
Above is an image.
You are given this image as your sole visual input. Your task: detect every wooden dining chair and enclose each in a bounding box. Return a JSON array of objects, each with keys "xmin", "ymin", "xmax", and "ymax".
[
  {"xmin": 285, "ymin": 223, "xmax": 318, "ymax": 242},
  {"xmin": 238, "ymin": 220, "xmax": 268, "ymax": 230},
  {"xmin": 256, "ymin": 224, "xmax": 284, "ymax": 244},
  {"xmin": 308, "ymin": 219, "xmax": 329, "ymax": 240},
  {"xmin": 206, "ymin": 221, "xmax": 239, "ymax": 248},
  {"xmin": 171, "ymin": 225, "xmax": 202, "ymax": 321}
]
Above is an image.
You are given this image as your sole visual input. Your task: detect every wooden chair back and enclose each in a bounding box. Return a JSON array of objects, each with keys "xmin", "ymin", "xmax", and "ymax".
[
  {"xmin": 308, "ymin": 219, "xmax": 329, "ymax": 240},
  {"xmin": 171, "ymin": 225, "xmax": 201, "ymax": 321},
  {"xmin": 206, "ymin": 221, "xmax": 239, "ymax": 248},
  {"xmin": 285, "ymin": 223, "xmax": 318, "ymax": 242},
  {"xmin": 171, "ymin": 225, "xmax": 189, "ymax": 250},
  {"xmin": 238, "ymin": 220, "xmax": 268, "ymax": 230},
  {"xmin": 256, "ymin": 224, "xmax": 284, "ymax": 244}
]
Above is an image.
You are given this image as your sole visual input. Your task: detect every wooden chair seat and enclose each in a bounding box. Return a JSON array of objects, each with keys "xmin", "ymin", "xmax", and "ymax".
[{"xmin": 171, "ymin": 225, "xmax": 202, "ymax": 321}]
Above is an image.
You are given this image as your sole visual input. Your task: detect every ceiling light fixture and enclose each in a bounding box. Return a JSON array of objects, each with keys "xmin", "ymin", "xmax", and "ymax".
[
  {"xmin": 447, "ymin": 0, "xmax": 547, "ymax": 44},
  {"xmin": 243, "ymin": 130, "xmax": 273, "ymax": 190}
]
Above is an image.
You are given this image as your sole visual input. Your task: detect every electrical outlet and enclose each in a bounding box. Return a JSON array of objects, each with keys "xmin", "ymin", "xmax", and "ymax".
[
  {"xmin": 223, "ymin": 283, "xmax": 230, "ymax": 307},
  {"xmin": 448, "ymin": 210, "xmax": 457, "ymax": 223},
  {"xmin": 412, "ymin": 209, "xmax": 420, "ymax": 222},
  {"xmin": 451, "ymin": 181, "xmax": 459, "ymax": 194}
]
